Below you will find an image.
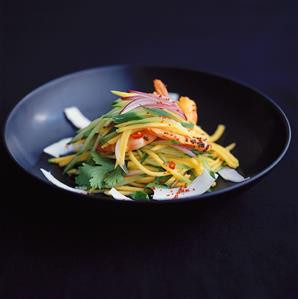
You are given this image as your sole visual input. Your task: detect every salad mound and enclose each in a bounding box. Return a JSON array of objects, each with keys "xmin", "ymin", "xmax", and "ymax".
[{"xmin": 45, "ymin": 79, "xmax": 246, "ymax": 200}]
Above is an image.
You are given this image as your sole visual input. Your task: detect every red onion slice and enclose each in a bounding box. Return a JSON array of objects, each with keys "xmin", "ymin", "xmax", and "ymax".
[
  {"xmin": 128, "ymin": 90, "xmax": 173, "ymax": 101},
  {"xmin": 119, "ymin": 90, "xmax": 186, "ymax": 118},
  {"xmin": 120, "ymin": 98, "xmax": 186, "ymax": 119},
  {"xmin": 120, "ymin": 98, "xmax": 157, "ymax": 114}
]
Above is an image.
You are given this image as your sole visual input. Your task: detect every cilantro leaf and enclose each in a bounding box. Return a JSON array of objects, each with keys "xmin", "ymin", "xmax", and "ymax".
[
  {"xmin": 89, "ymin": 152, "xmax": 114, "ymax": 189},
  {"xmin": 75, "ymin": 164, "xmax": 108, "ymax": 189},
  {"xmin": 89, "ymin": 166, "xmax": 110, "ymax": 189},
  {"xmin": 91, "ymin": 152, "xmax": 114, "ymax": 168},
  {"xmin": 131, "ymin": 191, "xmax": 150, "ymax": 201},
  {"xmin": 104, "ymin": 166, "xmax": 125, "ymax": 188},
  {"xmin": 75, "ymin": 163, "xmax": 93, "ymax": 188},
  {"xmin": 209, "ymin": 171, "xmax": 216, "ymax": 179},
  {"xmin": 75, "ymin": 152, "xmax": 114, "ymax": 190}
]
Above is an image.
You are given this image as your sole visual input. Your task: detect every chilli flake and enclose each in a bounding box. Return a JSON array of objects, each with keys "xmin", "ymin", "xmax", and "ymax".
[
  {"xmin": 153, "ymin": 169, "xmax": 217, "ymax": 200},
  {"xmin": 64, "ymin": 106, "xmax": 91, "ymax": 129}
]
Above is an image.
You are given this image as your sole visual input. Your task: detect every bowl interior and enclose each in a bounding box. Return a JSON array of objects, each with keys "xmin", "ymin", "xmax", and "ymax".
[{"xmin": 4, "ymin": 66, "xmax": 290, "ymax": 201}]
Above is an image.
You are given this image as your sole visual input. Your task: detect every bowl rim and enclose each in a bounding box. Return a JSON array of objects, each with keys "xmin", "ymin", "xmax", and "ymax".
[{"xmin": 3, "ymin": 64, "xmax": 292, "ymax": 204}]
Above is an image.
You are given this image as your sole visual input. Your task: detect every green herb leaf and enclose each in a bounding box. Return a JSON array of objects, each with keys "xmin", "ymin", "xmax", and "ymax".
[
  {"xmin": 209, "ymin": 171, "xmax": 216, "ymax": 179},
  {"xmin": 75, "ymin": 163, "xmax": 110, "ymax": 189},
  {"xmin": 75, "ymin": 163, "xmax": 94, "ymax": 188},
  {"xmin": 131, "ymin": 191, "xmax": 150, "ymax": 201},
  {"xmin": 75, "ymin": 152, "xmax": 114, "ymax": 189},
  {"xmin": 90, "ymin": 152, "xmax": 114, "ymax": 188},
  {"xmin": 104, "ymin": 167, "xmax": 125, "ymax": 188},
  {"xmin": 89, "ymin": 166, "xmax": 110, "ymax": 189},
  {"xmin": 91, "ymin": 152, "xmax": 114, "ymax": 168}
]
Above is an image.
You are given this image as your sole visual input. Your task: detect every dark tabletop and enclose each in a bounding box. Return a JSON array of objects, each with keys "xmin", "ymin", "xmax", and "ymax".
[{"xmin": 1, "ymin": 0, "xmax": 297, "ymax": 298}]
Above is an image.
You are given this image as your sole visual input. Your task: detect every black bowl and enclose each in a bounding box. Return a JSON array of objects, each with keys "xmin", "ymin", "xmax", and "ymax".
[{"xmin": 4, "ymin": 65, "xmax": 291, "ymax": 203}]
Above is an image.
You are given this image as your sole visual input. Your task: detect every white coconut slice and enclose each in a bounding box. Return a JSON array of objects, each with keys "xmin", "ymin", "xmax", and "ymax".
[
  {"xmin": 109, "ymin": 188, "xmax": 132, "ymax": 201},
  {"xmin": 43, "ymin": 137, "xmax": 75, "ymax": 157},
  {"xmin": 218, "ymin": 167, "xmax": 248, "ymax": 182},
  {"xmin": 40, "ymin": 168, "xmax": 88, "ymax": 194},
  {"xmin": 64, "ymin": 106, "xmax": 91, "ymax": 129},
  {"xmin": 153, "ymin": 169, "xmax": 216, "ymax": 200},
  {"xmin": 168, "ymin": 92, "xmax": 179, "ymax": 101}
]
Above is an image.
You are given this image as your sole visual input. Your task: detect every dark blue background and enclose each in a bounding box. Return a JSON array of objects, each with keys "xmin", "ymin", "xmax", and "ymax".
[{"xmin": 1, "ymin": 0, "xmax": 297, "ymax": 298}]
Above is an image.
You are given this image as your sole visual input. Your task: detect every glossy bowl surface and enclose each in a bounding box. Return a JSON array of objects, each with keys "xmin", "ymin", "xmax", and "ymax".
[{"xmin": 4, "ymin": 65, "xmax": 291, "ymax": 203}]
